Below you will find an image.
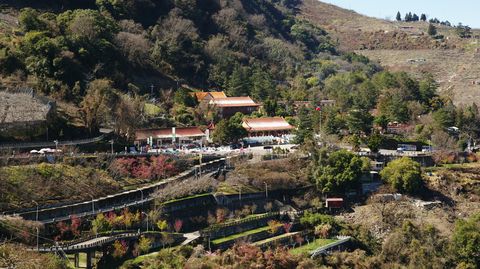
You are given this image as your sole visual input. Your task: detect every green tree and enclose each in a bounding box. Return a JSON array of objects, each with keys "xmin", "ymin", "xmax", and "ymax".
[
  {"xmin": 19, "ymin": 8, "xmax": 45, "ymax": 32},
  {"xmin": 374, "ymin": 115, "xmax": 389, "ymax": 131},
  {"xmin": 251, "ymin": 67, "xmax": 275, "ymax": 101},
  {"xmin": 366, "ymin": 132, "xmax": 384, "ymax": 153},
  {"xmin": 211, "ymin": 113, "xmax": 247, "ymax": 144},
  {"xmin": 300, "ymin": 212, "xmax": 336, "ymax": 229},
  {"xmin": 418, "ymin": 75, "xmax": 438, "ymax": 104},
  {"xmin": 157, "ymin": 220, "xmax": 168, "ymax": 232},
  {"xmin": 380, "ymin": 157, "xmax": 422, "ymax": 194},
  {"xmin": 173, "ymin": 88, "xmax": 197, "ymax": 107},
  {"xmin": 91, "ymin": 213, "xmax": 111, "ymax": 234},
  {"xmin": 227, "ymin": 65, "xmax": 251, "ymax": 97},
  {"xmin": 81, "ymin": 79, "xmax": 119, "ymax": 133},
  {"xmin": 138, "ymin": 236, "xmax": 152, "ymax": 254},
  {"xmin": 313, "ymin": 150, "xmax": 363, "ymax": 194},
  {"xmin": 346, "ymin": 109, "xmax": 373, "ymax": 134},
  {"xmin": 404, "ymin": 12, "xmax": 412, "ymax": 22},
  {"xmin": 456, "ymin": 23, "xmax": 472, "ymax": 38},
  {"xmin": 294, "ymin": 107, "xmax": 313, "ymax": 144},
  {"xmin": 433, "ymin": 101, "xmax": 456, "ymax": 128},
  {"xmin": 396, "ymin": 11, "xmax": 402, "ymax": 21},
  {"xmin": 263, "ymin": 98, "xmax": 278, "ymax": 117},
  {"xmin": 451, "ymin": 213, "xmax": 480, "ymax": 267},
  {"xmin": 420, "ymin": 14, "xmax": 427, "ymax": 21},
  {"xmin": 427, "ymin": 23, "xmax": 437, "ymax": 36}
]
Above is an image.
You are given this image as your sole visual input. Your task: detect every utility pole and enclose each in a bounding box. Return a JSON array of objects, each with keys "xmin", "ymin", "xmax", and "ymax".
[
  {"xmin": 142, "ymin": 212, "xmax": 149, "ymax": 232},
  {"xmin": 150, "ymin": 84, "xmax": 154, "ymax": 97},
  {"xmin": 32, "ymin": 199, "xmax": 40, "ymax": 250},
  {"xmin": 36, "ymin": 227, "xmax": 39, "ymax": 251},
  {"xmin": 110, "ymin": 139, "xmax": 114, "ymax": 154},
  {"xmin": 32, "ymin": 200, "xmax": 39, "ymax": 222},
  {"xmin": 316, "ymin": 106, "xmax": 323, "ymax": 166},
  {"xmin": 264, "ymin": 182, "xmax": 268, "ymax": 199}
]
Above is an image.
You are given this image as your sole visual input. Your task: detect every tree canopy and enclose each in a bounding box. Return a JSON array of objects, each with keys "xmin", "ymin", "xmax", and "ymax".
[
  {"xmin": 380, "ymin": 157, "xmax": 423, "ymax": 194},
  {"xmin": 313, "ymin": 150, "xmax": 363, "ymax": 194}
]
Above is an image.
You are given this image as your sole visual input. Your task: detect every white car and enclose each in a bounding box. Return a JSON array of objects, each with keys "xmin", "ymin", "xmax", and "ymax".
[{"xmin": 38, "ymin": 148, "xmax": 62, "ymax": 154}]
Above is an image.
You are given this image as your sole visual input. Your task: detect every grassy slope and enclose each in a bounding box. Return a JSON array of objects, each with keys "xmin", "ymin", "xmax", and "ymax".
[
  {"xmin": 0, "ymin": 163, "xmax": 120, "ymax": 210},
  {"xmin": 300, "ymin": 0, "xmax": 480, "ymax": 105},
  {"xmin": 212, "ymin": 225, "xmax": 280, "ymax": 245},
  {"xmin": 289, "ymin": 238, "xmax": 337, "ymax": 256}
]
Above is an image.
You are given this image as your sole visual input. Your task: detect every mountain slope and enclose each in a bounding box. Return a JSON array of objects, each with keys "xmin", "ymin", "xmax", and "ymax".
[{"xmin": 300, "ymin": 0, "xmax": 480, "ymax": 105}]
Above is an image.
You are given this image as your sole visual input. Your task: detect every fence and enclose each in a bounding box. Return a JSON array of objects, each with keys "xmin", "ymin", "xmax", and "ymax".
[
  {"xmin": 0, "ymin": 134, "xmax": 105, "ymax": 149},
  {"xmin": 6, "ymin": 157, "xmax": 228, "ymax": 223},
  {"xmin": 201, "ymin": 212, "xmax": 280, "ymax": 240},
  {"xmin": 37, "ymin": 232, "xmax": 140, "ymax": 253}
]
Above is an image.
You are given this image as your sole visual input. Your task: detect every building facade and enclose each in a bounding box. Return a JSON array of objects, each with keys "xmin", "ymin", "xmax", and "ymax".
[
  {"xmin": 242, "ymin": 117, "xmax": 294, "ymax": 137},
  {"xmin": 135, "ymin": 127, "xmax": 207, "ymax": 146},
  {"xmin": 209, "ymin": 97, "xmax": 259, "ymax": 118}
]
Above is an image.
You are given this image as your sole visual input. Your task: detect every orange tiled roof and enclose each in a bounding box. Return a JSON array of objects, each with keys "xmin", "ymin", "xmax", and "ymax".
[
  {"xmin": 135, "ymin": 127, "xmax": 205, "ymax": 140},
  {"xmin": 192, "ymin": 91, "xmax": 227, "ymax": 101},
  {"xmin": 209, "ymin": 92, "xmax": 227, "ymax": 98},
  {"xmin": 242, "ymin": 117, "xmax": 294, "ymax": 132},
  {"xmin": 210, "ymin": 97, "xmax": 259, "ymax": 108}
]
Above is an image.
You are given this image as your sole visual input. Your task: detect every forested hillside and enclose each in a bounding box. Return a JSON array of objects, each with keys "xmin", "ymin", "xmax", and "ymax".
[
  {"xmin": 0, "ymin": 0, "xmax": 334, "ymax": 99},
  {"xmin": 0, "ymin": 0, "xmax": 453, "ymax": 141}
]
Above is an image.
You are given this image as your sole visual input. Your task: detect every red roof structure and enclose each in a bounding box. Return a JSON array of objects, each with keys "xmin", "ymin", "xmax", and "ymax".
[
  {"xmin": 135, "ymin": 127, "xmax": 205, "ymax": 141},
  {"xmin": 325, "ymin": 198, "xmax": 344, "ymax": 208},
  {"xmin": 242, "ymin": 117, "xmax": 294, "ymax": 132}
]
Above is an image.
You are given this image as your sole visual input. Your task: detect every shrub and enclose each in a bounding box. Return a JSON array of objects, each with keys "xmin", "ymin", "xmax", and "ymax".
[
  {"xmin": 109, "ymin": 156, "xmax": 177, "ymax": 180},
  {"xmin": 300, "ymin": 212, "xmax": 336, "ymax": 230},
  {"xmin": 267, "ymin": 220, "xmax": 281, "ymax": 234},
  {"xmin": 380, "ymin": 157, "xmax": 422, "ymax": 194}
]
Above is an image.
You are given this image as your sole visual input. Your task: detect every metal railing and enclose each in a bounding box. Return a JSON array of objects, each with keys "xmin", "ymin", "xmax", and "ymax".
[
  {"xmin": 201, "ymin": 212, "xmax": 280, "ymax": 234},
  {"xmin": 5, "ymin": 157, "xmax": 228, "ymax": 222},
  {"xmin": 0, "ymin": 135, "xmax": 105, "ymax": 149},
  {"xmin": 36, "ymin": 232, "xmax": 140, "ymax": 253},
  {"xmin": 310, "ymin": 236, "xmax": 351, "ymax": 258}
]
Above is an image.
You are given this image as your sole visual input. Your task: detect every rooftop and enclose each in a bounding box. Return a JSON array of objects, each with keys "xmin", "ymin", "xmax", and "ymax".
[
  {"xmin": 0, "ymin": 91, "xmax": 54, "ymax": 124},
  {"xmin": 135, "ymin": 127, "xmax": 205, "ymax": 140},
  {"xmin": 242, "ymin": 117, "xmax": 294, "ymax": 132},
  {"xmin": 209, "ymin": 97, "xmax": 259, "ymax": 107},
  {"xmin": 192, "ymin": 91, "xmax": 227, "ymax": 101}
]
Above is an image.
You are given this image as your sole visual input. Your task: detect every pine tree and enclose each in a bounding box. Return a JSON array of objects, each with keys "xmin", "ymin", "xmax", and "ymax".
[
  {"xmin": 420, "ymin": 14, "xmax": 427, "ymax": 21},
  {"xmin": 294, "ymin": 107, "xmax": 313, "ymax": 144},
  {"xmin": 396, "ymin": 11, "xmax": 402, "ymax": 21},
  {"xmin": 412, "ymin": 13, "xmax": 419, "ymax": 21},
  {"xmin": 251, "ymin": 67, "xmax": 275, "ymax": 101},
  {"xmin": 228, "ymin": 65, "xmax": 251, "ymax": 97},
  {"xmin": 404, "ymin": 12, "xmax": 411, "ymax": 22},
  {"xmin": 427, "ymin": 23, "xmax": 437, "ymax": 36}
]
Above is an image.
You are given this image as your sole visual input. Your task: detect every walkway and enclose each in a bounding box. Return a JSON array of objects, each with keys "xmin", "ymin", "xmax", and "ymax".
[
  {"xmin": 0, "ymin": 135, "xmax": 105, "ymax": 149},
  {"xmin": 4, "ymin": 157, "xmax": 228, "ymax": 223},
  {"xmin": 36, "ymin": 232, "xmax": 140, "ymax": 254},
  {"xmin": 181, "ymin": 231, "xmax": 201, "ymax": 245}
]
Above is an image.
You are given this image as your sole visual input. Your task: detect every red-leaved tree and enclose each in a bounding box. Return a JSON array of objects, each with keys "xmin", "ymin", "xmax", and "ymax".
[
  {"xmin": 283, "ymin": 222, "xmax": 292, "ymax": 233},
  {"xmin": 173, "ymin": 219, "xmax": 183, "ymax": 233}
]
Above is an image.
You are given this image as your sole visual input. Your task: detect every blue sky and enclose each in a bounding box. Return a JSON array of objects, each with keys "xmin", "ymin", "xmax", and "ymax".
[{"xmin": 320, "ymin": 0, "xmax": 480, "ymax": 28}]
